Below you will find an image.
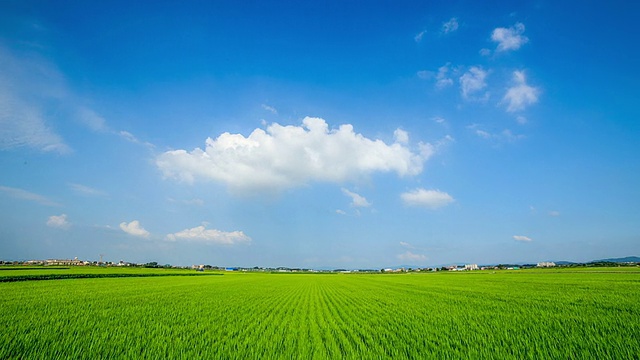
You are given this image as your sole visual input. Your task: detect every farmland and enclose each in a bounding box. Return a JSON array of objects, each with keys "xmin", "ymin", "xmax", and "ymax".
[{"xmin": 1, "ymin": 268, "xmax": 639, "ymax": 359}]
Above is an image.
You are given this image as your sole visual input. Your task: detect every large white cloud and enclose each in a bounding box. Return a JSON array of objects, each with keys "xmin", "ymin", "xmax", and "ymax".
[
  {"xmin": 503, "ymin": 71, "xmax": 540, "ymax": 112},
  {"xmin": 119, "ymin": 220, "xmax": 150, "ymax": 238},
  {"xmin": 47, "ymin": 214, "xmax": 70, "ymax": 229},
  {"xmin": 492, "ymin": 23, "xmax": 528, "ymax": 52},
  {"xmin": 157, "ymin": 117, "xmax": 433, "ymax": 193},
  {"xmin": 401, "ymin": 188, "xmax": 454, "ymax": 209},
  {"xmin": 166, "ymin": 225, "xmax": 251, "ymax": 245}
]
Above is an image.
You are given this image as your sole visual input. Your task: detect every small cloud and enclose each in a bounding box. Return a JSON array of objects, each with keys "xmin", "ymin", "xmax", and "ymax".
[
  {"xmin": 119, "ymin": 220, "xmax": 150, "ymax": 238},
  {"xmin": 341, "ymin": 188, "xmax": 371, "ymax": 208},
  {"xmin": 76, "ymin": 107, "xmax": 108, "ymax": 132},
  {"xmin": 476, "ymin": 129, "xmax": 491, "ymax": 139},
  {"xmin": 0, "ymin": 185, "xmax": 60, "ymax": 206},
  {"xmin": 548, "ymin": 210, "xmax": 560, "ymax": 217},
  {"xmin": 433, "ymin": 116, "xmax": 446, "ymax": 124},
  {"xmin": 166, "ymin": 225, "xmax": 251, "ymax": 245},
  {"xmin": 401, "ymin": 188, "xmax": 454, "ymax": 209},
  {"xmin": 503, "ymin": 71, "xmax": 540, "ymax": 112},
  {"xmin": 492, "ymin": 23, "xmax": 528, "ymax": 52},
  {"xmin": 261, "ymin": 104, "xmax": 278, "ymax": 115},
  {"xmin": 167, "ymin": 197, "xmax": 205, "ymax": 206},
  {"xmin": 47, "ymin": 214, "xmax": 70, "ymax": 229},
  {"xmin": 513, "ymin": 235, "xmax": 532, "ymax": 242},
  {"xmin": 435, "ymin": 63, "xmax": 454, "ymax": 89},
  {"xmin": 119, "ymin": 130, "xmax": 155, "ymax": 148},
  {"xmin": 471, "ymin": 127, "xmax": 524, "ymax": 143},
  {"xmin": 516, "ymin": 115, "xmax": 528, "ymax": 125},
  {"xmin": 501, "ymin": 129, "xmax": 525, "ymax": 142},
  {"xmin": 414, "ymin": 30, "xmax": 427, "ymax": 43},
  {"xmin": 441, "ymin": 18, "xmax": 459, "ymax": 34},
  {"xmin": 399, "ymin": 241, "xmax": 425, "ymax": 251},
  {"xmin": 397, "ymin": 251, "xmax": 427, "ymax": 262},
  {"xmin": 479, "ymin": 48, "xmax": 492, "ymax": 56},
  {"xmin": 336, "ymin": 209, "xmax": 347, "ymax": 215},
  {"xmin": 459, "ymin": 66, "xmax": 489, "ymax": 100},
  {"xmin": 416, "ymin": 70, "xmax": 433, "ymax": 80},
  {"xmin": 393, "ymin": 129, "xmax": 409, "ymax": 144},
  {"xmin": 69, "ymin": 183, "xmax": 107, "ymax": 197}
]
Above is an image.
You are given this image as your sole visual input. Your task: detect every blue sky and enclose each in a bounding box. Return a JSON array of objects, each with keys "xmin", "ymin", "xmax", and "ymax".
[{"xmin": 1, "ymin": 1, "xmax": 638, "ymax": 268}]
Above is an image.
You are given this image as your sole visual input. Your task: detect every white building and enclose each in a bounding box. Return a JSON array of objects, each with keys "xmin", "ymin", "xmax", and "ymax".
[
  {"xmin": 464, "ymin": 264, "xmax": 479, "ymax": 271},
  {"xmin": 537, "ymin": 261, "xmax": 556, "ymax": 267}
]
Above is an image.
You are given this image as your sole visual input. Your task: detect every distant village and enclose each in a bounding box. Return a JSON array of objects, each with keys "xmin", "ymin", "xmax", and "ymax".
[{"xmin": 2, "ymin": 257, "xmax": 638, "ymax": 273}]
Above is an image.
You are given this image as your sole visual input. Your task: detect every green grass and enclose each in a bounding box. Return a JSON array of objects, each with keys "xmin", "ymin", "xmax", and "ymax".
[{"xmin": 1, "ymin": 268, "xmax": 639, "ymax": 359}]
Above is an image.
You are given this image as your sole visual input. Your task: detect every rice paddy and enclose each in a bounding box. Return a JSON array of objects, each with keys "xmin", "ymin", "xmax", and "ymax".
[{"xmin": 1, "ymin": 268, "xmax": 638, "ymax": 359}]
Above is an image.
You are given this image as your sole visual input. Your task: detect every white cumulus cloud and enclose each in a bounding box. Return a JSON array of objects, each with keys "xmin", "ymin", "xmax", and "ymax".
[
  {"xmin": 492, "ymin": 23, "xmax": 528, "ymax": 52},
  {"xmin": 341, "ymin": 188, "xmax": 371, "ymax": 208},
  {"xmin": 459, "ymin": 66, "xmax": 488, "ymax": 100},
  {"xmin": 47, "ymin": 214, "xmax": 70, "ymax": 229},
  {"xmin": 119, "ymin": 220, "xmax": 150, "ymax": 238},
  {"xmin": 401, "ymin": 188, "xmax": 454, "ymax": 209},
  {"xmin": 503, "ymin": 71, "xmax": 540, "ymax": 112},
  {"xmin": 513, "ymin": 235, "xmax": 532, "ymax": 242},
  {"xmin": 397, "ymin": 251, "xmax": 427, "ymax": 262},
  {"xmin": 166, "ymin": 225, "xmax": 251, "ymax": 245},
  {"xmin": 157, "ymin": 117, "xmax": 432, "ymax": 193}
]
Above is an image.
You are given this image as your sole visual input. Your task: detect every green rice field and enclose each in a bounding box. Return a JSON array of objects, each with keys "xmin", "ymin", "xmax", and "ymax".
[{"xmin": 1, "ymin": 267, "xmax": 639, "ymax": 359}]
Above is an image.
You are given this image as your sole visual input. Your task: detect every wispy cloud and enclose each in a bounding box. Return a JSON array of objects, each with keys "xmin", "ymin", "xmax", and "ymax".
[
  {"xmin": 472, "ymin": 127, "xmax": 524, "ymax": 143},
  {"xmin": 68, "ymin": 183, "xmax": 107, "ymax": 197},
  {"xmin": 441, "ymin": 18, "xmax": 459, "ymax": 34},
  {"xmin": 401, "ymin": 188, "xmax": 454, "ymax": 209},
  {"xmin": 166, "ymin": 225, "xmax": 251, "ymax": 245},
  {"xmin": 47, "ymin": 214, "xmax": 70, "ymax": 229},
  {"xmin": 492, "ymin": 23, "xmax": 528, "ymax": 52},
  {"xmin": 0, "ymin": 185, "xmax": 60, "ymax": 206},
  {"xmin": 503, "ymin": 71, "xmax": 540, "ymax": 112},
  {"xmin": 157, "ymin": 117, "xmax": 432, "ymax": 194},
  {"xmin": 341, "ymin": 188, "xmax": 371, "ymax": 208},
  {"xmin": 76, "ymin": 107, "xmax": 108, "ymax": 133},
  {"xmin": 261, "ymin": 104, "xmax": 278, "ymax": 115},
  {"xmin": 548, "ymin": 210, "xmax": 560, "ymax": 217},
  {"xmin": 397, "ymin": 251, "xmax": 427, "ymax": 262},
  {"xmin": 513, "ymin": 235, "xmax": 532, "ymax": 242},
  {"xmin": 167, "ymin": 198, "xmax": 205, "ymax": 206},
  {"xmin": 414, "ymin": 30, "xmax": 427, "ymax": 43},
  {"xmin": 120, "ymin": 220, "xmax": 150, "ymax": 238}
]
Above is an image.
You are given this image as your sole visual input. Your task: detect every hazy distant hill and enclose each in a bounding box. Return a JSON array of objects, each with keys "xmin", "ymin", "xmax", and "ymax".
[{"xmin": 592, "ymin": 256, "xmax": 640, "ymax": 263}]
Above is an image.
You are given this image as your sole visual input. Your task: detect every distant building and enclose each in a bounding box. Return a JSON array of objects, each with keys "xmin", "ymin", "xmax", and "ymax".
[
  {"xmin": 45, "ymin": 258, "xmax": 84, "ymax": 266},
  {"xmin": 537, "ymin": 261, "xmax": 556, "ymax": 267},
  {"xmin": 464, "ymin": 264, "xmax": 479, "ymax": 271}
]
